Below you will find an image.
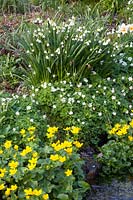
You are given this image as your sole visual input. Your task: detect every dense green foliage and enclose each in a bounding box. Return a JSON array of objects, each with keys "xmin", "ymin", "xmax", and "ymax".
[
  {"xmin": 0, "ymin": 126, "xmax": 89, "ymax": 199},
  {"xmin": 1, "ymin": 74, "xmax": 132, "ymax": 146},
  {"xmin": 98, "ymin": 119, "xmax": 133, "ymax": 175}
]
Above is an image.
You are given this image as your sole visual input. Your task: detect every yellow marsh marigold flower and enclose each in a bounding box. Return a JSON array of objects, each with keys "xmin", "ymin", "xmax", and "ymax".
[
  {"xmin": 27, "ymin": 136, "xmax": 35, "ymax": 141},
  {"xmin": 47, "ymin": 126, "xmax": 58, "ymax": 134},
  {"xmin": 109, "ymin": 128, "xmax": 117, "ymax": 134},
  {"xmin": 11, "ymin": 184, "xmax": 18, "ymax": 191},
  {"xmin": 51, "ymin": 140, "xmax": 60, "ymax": 148},
  {"xmin": 47, "ymin": 127, "xmax": 59, "ymax": 138},
  {"xmin": 14, "ymin": 145, "xmax": 19, "ymax": 150},
  {"xmin": 0, "ymin": 183, "xmax": 5, "ymax": 190},
  {"xmin": 51, "ymin": 142, "xmax": 58, "ymax": 148},
  {"xmin": 63, "ymin": 141, "xmax": 72, "ymax": 148},
  {"xmin": 51, "ymin": 141, "xmax": 72, "ymax": 152},
  {"xmin": 25, "ymin": 146, "xmax": 32, "ymax": 153},
  {"xmin": 0, "ymin": 168, "xmax": 6, "ymax": 178},
  {"xmin": 8, "ymin": 161, "xmax": 19, "ymax": 168},
  {"xmin": 32, "ymin": 189, "xmax": 42, "ymax": 196},
  {"xmin": 63, "ymin": 127, "xmax": 71, "ymax": 131},
  {"xmin": 13, "ymin": 154, "xmax": 17, "ymax": 159},
  {"xmin": 28, "ymin": 126, "xmax": 36, "ymax": 134},
  {"xmin": 123, "ymin": 124, "xmax": 130, "ymax": 130},
  {"xmin": 43, "ymin": 193, "xmax": 49, "ymax": 200},
  {"xmin": 5, "ymin": 188, "xmax": 11, "ymax": 196},
  {"xmin": 4, "ymin": 140, "xmax": 12, "ymax": 149},
  {"xmin": 114, "ymin": 123, "xmax": 121, "ymax": 129},
  {"xmin": 28, "ymin": 157, "xmax": 37, "ymax": 170},
  {"xmin": 50, "ymin": 154, "xmax": 59, "ymax": 161},
  {"xmin": 59, "ymin": 156, "xmax": 66, "ymax": 163},
  {"xmin": 109, "ymin": 123, "xmax": 121, "ymax": 134},
  {"xmin": 0, "ymin": 173, "xmax": 4, "ymax": 178},
  {"xmin": 20, "ymin": 146, "xmax": 32, "ymax": 156},
  {"xmin": 116, "ymin": 130, "xmax": 123, "ymax": 136},
  {"xmin": 65, "ymin": 169, "xmax": 72, "ymax": 176},
  {"xmin": 53, "ymin": 144, "xmax": 62, "ymax": 151},
  {"xmin": 65, "ymin": 147, "xmax": 72, "ymax": 155},
  {"xmin": 20, "ymin": 150, "xmax": 27, "ymax": 156},
  {"xmin": 28, "ymin": 157, "xmax": 37, "ymax": 164},
  {"xmin": 109, "ymin": 123, "xmax": 130, "ymax": 136},
  {"xmin": 71, "ymin": 127, "xmax": 81, "ymax": 134},
  {"xmin": 32, "ymin": 152, "xmax": 38, "ymax": 157},
  {"xmin": 73, "ymin": 141, "xmax": 83, "ymax": 148},
  {"xmin": 129, "ymin": 119, "xmax": 133, "ymax": 128},
  {"xmin": 0, "ymin": 150, "xmax": 3, "ymax": 154},
  {"xmin": 28, "ymin": 163, "xmax": 36, "ymax": 170},
  {"xmin": 116, "ymin": 124, "xmax": 130, "ymax": 136},
  {"xmin": 0, "ymin": 168, "xmax": 6, "ymax": 173},
  {"xmin": 24, "ymin": 188, "xmax": 33, "ymax": 196},
  {"xmin": 9, "ymin": 168, "xmax": 17, "ymax": 176},
  {"xmin": 128, "ymin": 136, "xmax": 133, "ymax": 141},
  {"xmin": 51, "ymin": 140, "xmax": 62, "ymax": 151},
  {"xmin": 20, "ymin": 129, "xmax": 26, "ymax": 135},
  {"xmin": 46, "ymin": 132, "xmax": 54, "ymax": 138}
]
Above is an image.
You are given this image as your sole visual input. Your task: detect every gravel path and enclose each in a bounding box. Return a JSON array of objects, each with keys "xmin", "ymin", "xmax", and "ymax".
[{"xmin": 86, "ymin": 179, "xmax": 133, "ymax": 200}]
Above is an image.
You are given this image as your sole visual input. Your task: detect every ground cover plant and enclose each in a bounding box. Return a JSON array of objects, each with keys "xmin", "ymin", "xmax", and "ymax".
[
  {"xmin": 0, "ymin": 126, "xmax": 89, "ymax": 200},
  {"xmin": 98, "ymin": 117, "xmax": 133, "ymax": 175},
  {"xmin": 0, "ymin": 74, "xmax": 133, "ymax": 147},
  {"xmin": 0, "ymin": 0, "xmax": 133, "ymax": 199}
]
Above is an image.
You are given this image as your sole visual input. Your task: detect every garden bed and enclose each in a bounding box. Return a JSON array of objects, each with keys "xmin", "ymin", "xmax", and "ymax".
[{"xmin": 0, "ymin": 0, "xmax": 133, "ymax": 199}]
